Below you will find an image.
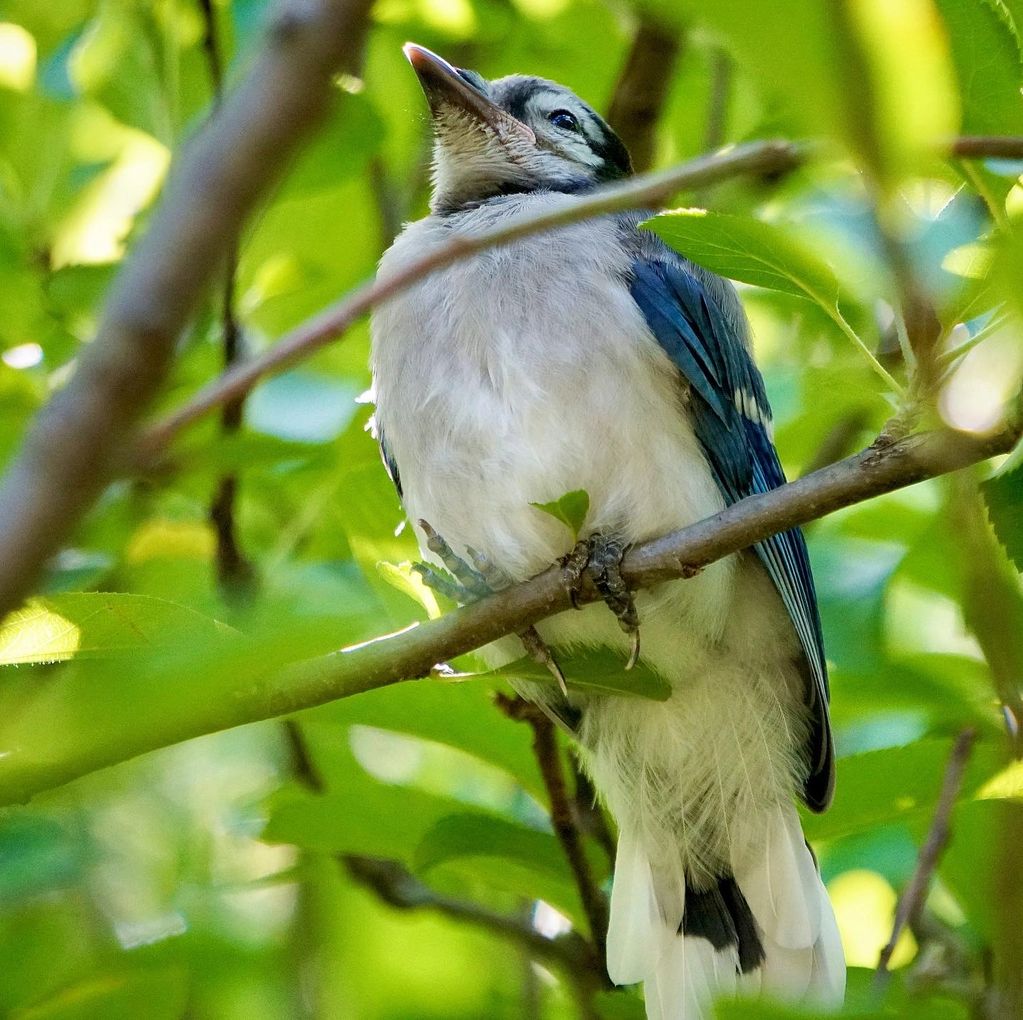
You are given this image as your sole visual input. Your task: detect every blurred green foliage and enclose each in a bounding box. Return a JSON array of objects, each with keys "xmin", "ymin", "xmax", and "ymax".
[{"xmin": 0, "ymin": 0, "xmax": 1022, "ymax": 1018}]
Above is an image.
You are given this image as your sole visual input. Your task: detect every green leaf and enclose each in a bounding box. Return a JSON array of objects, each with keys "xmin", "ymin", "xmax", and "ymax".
[
  {"xmin": 415, "ymin": 811, "xmax": 563, "ymax": 875},
  {"xmin": 654, "ymin": 0, "xmax": 843, "ymax": 137},
  {"xmin": 644, "ymin": 209, "xmax": 901, "ymax": 392},
  {"xmin": 414, "ymin": 811, "xmax": 587, "ymax": 924},
  {"xmin": 484, "ymin": 648, "xmax": 671, "ymax": 702},
  {"xmin": 264, "ymin": 774, "xmax": 471, "ymax": 866},
  {"xmin": 981, "ymin": 440, "xmax": 1023, "ymax": 570},
  {"xmin": 310, "ymin": 679, "xmax": 547, "ymax": 801},
  {"xmin": 936, "ymin": 0, "xmax": 1023, "ymax": 136},
  {"xmin": 644, "ymin": 209, "xmax": 844, "ymax": 307},
  {"xmin": 803, "ymin": 738, "xmax": 998, "ymax": 843},
  {"xmin": 0, "ymin": 593, "xmax": 226, "ymax": 666},
  {"xmin": 837, "ymin": 0, "xmax": 960, "ymax": 185},
  {"xmin": 529, "ymin": 488, "xmax": 590, "ymax": 540}
]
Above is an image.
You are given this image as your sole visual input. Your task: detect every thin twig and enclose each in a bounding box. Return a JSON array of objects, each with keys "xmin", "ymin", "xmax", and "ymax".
[
  {"xmin": 606, "ymin": 17, "xmax": 682, "ymax": 173},
  {"xmin": 344, "ymin": 854, "xmax": 603, "ymax": 981},
  {"xmin": 283, "ymin": 718, "xmax": 605, "ymax": 989},
  {"xmin": 0, "ymin": 421, "xmax": 1018, "ymax": 807},
  {"xmin": 875, "ymin": 727, "xmax": 977, "ymax": 989},
  {"xmin": 949, "ymin": 136, "xmax": 1023, "ymax": 159},
  {"xmin": 0, "ymin": 0, "xmax": 376, "ymax": 620},
  {"xmin": 498, "ymin": 695, "xmax": 609, "ymax": 969},
  {"xmin": 197, "ymin": 0, "xmax": 257, "ymax": 598},
  {"xmin": 572, "ymin": 765, "xmax": 617, "ymax": 866},
  {"xmin": 131, "ymin": 139, "xmax": 809, "ymax": 462},
  {"xmin": 137, "ymin": 131, "xmax": 1021, "ymax": 455}
]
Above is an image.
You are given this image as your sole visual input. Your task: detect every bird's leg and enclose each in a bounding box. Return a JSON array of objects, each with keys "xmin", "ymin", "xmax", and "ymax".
[
  {"xmin": 563, "ymin": 532, "xmax": 641, "ymax": 670},
  {"xmin": 413, "ymin": 520, "xmax": 568, "ymax": 695}
]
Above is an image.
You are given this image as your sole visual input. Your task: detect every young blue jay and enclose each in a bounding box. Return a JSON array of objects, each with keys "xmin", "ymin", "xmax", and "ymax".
[{"xmin": 370, "ymin": 44, "xmax": 845, "ymax": 1018}]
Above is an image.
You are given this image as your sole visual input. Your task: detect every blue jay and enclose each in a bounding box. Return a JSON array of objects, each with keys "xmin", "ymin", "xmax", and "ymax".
[{"xmin": 370, "ymin": 43, "xmax": 845, "ymax": 1018}]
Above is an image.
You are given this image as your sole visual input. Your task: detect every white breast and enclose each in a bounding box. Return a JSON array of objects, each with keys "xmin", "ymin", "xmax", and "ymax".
[{"xmin": 370, "ymin": 193, "xmax": 735, "ymax": 663}]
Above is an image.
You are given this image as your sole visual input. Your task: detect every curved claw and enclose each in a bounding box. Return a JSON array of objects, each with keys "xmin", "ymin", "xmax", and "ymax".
[
  {"xmin": 520, "ymin": 625, "xmax": 569, "ymax": 697},
  {"xmin": 625, "ymin": 628, "xmax": 641, "ymax": 671}
]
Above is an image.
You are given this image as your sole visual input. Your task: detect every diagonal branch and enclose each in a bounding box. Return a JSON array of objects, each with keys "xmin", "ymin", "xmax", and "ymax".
[
  {"xmin": 875, "ymin": 727, "xmax": 977, "ymax": 990},
  {"xmin": 0, "ymin": 0, "xmax": 375, "ymax": 621},
  {"xmin": 131, "ymin": 139, "xmax": 808, "ymax": 463},
  {"xmin": 0, "ymin": 421, "xmax": 1016, "ymax": 807},
  {"xmin": 344, "ymin": 854, "xmax": 603, "ymax": 982},
  {"xmin": 131, "ymin": 134, "xmax": 1023, "ymax": 469},
  {"xmin": 499, "ymin": 695, "xmax": 609, "ymax": 969}
]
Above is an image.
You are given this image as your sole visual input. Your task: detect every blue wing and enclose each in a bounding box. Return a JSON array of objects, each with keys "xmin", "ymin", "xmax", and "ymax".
[{"xmin": 630, "ymin": 256, "xmax": 834, "ymax": 812}]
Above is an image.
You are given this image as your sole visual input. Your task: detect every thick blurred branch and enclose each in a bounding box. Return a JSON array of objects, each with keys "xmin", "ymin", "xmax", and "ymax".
[
  {"xmin": 606, "ymin": 18, "xmax": 682, "ymax": 173},
  {"xmin": 950, "ymin": 136, "xmax": 1023, "ymax": 159},
  {"xmin": 0, "ymin": 421, "xmax": 1018, "ymax": 806},
  {"xmin": 875, "ymin": 727, "xmax": 977, "ymax": 989},
  {"xmin": 0, "ymin": 0, "xmax": 375, "ymax": 620}
]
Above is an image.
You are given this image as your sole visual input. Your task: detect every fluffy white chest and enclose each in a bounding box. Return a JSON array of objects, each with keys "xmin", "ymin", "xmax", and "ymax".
[{"xmin": 371, "ymin": 194, "xmax": 734, "ymax": 659}]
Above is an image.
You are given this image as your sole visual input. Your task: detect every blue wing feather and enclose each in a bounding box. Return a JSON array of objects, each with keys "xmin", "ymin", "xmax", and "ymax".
[{"xmin": 629, "ymin": 256, "xmax": 834, "ymax": 811}]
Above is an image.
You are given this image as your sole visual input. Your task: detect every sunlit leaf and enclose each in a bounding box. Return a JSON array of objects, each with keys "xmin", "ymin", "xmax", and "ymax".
[
  {"xmin": 529, "ymin": 488, "xmax": 590, "ymax": 540},
  {"xmin": 0, "ymin": 593, "xmax": 225, "ymax": 666},
  {"xmin": 982, "ymin": 439, "xmax": 1023, "ymax": 570},
  {"xmin": 645, "ymin": 209, "xmax": 845, "ymax": 307}
]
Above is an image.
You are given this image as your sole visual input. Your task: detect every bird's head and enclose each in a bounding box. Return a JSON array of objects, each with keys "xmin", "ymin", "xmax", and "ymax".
[{"xmin": 404, "ymin": 43, "xmax": 633, "ymax": 214}]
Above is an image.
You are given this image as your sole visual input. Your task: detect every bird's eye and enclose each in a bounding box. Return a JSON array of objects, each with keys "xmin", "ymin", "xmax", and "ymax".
[{"xmin": 548, "ymin": 109, "xmax": 580, "ymax": 132}]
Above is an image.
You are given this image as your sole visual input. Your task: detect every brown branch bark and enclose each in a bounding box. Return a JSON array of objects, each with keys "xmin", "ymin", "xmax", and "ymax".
[
  {"xmin": 875, "ymin": 727, "xmax": 977, "ymax": 988},
  {"xmin": 284, "ymin": 715, "xmax": 604, "ymax": 989},
  {"xmin": 498, "ymin": 695, "xmax": 610, "ymax": 971},
  {"xmin": 197, "ymin": 0, "xmax": 257, "ymax": 599},
  {"xmin": 950, "ymin": 136, "xmax": 1023, "ymax": 159},
  {"xmin": 343, "ymin": 854, "xmax": 603, "ymax": 982},
  {"xmin": 606, "ymin": 18, "xmax": 682, "ymax": 173},
  {"xmin": 0, "ymin": 0, "xmax": 374, "ymax": 621},
  {"xmin": 0, "ymin": 422, "xmax": 1017, "ymax": 807},
  {"xmin": 131, "ymin": 139, "xmax": 808, "ymax": 465}
]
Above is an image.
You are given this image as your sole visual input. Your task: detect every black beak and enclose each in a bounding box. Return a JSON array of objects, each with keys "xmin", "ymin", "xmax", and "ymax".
[{"xmin": 403, "ymin": 43, "xmax": 535, "ymax": 143}]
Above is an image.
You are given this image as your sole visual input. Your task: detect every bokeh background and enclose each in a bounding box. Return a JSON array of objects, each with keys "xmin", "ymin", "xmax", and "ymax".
[{"xmin": 1, "ymin": 1, "xmax": 1022, "ymax": 1017}]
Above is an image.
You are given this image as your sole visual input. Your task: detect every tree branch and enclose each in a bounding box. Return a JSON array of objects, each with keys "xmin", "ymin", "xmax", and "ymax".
[
  {"xmin": 0, "ymin": 422, "xmax": 1016, "ymax": 807},
  {"xmin": 0, "ymin": 0, "xmax": 375, "ymax": 621},
  {"xmin": 131, "ymin": 133, "xmax": 1023, "ymax": 470},
  {"xmin": 875, "ymin": 727, "xmax": 977, "ymax": 989},
  {"xmin": 343, "ymin": 854, "xmax": 603, "ymax": 982},
  {"xmin": 606, "ymin": 17, "xmax": 683, "ymax": 173},
  {"xmin": 197, "ymin": 0, "xmax": 257, "ymax": 599},
  {"xmin": 498, "ymin": 695, "xmax": 609, "ymax": 970},
  {"xmin": 949, "ymin": 136, "xmax": 1023, "ymax": 159},
  {"xmin": 131, "ymin": 139, "xmax": 808, "ymax": 465},
  {"xmin": 284, "ymin": 715, "xmax": 605, "ymax": 990}
]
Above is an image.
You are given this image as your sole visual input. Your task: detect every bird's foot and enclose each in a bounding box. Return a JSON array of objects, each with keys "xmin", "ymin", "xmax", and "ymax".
[
  {"xmin": 563, "ymin": 532, "xmax": 640, "ymax": 670},
  {"xmin": 413, "ymin": 519, "xmax": 568, "ymax": 695}
]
